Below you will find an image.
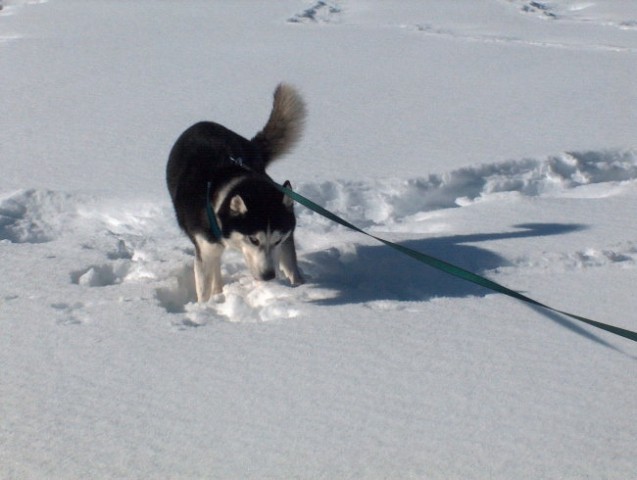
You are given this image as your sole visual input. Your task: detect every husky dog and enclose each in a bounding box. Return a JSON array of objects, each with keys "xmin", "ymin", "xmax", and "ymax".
[{"xmin": 167, "ymin": 83, "xmax": 305, "ymax": 302}]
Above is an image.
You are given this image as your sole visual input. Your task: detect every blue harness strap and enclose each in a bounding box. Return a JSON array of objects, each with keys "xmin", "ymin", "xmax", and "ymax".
[
  {"xmin": 205, "ymin": 157, "xmax": 248, "ymax": 240},
  {"xmin": 206, "ymin": 181, "xmax": 223, "ymax": 240}
]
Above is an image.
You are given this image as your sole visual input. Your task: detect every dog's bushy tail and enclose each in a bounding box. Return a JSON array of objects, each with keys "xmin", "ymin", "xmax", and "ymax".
[{"xmin": 252, "ymin": 83, "xmax": 306, "ymax": 165}]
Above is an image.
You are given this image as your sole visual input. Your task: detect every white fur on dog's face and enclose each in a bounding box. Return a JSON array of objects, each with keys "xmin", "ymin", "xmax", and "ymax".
[{"xmin": 225, "ymin": 228, "xmax": 291, "ymax": 281}]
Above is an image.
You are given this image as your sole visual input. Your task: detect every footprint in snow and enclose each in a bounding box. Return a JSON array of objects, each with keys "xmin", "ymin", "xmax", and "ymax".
[
  {"xmin": 287, "ymin": 0, "xmax": 342, "ymax": 24},
  {"xmin": 70, "ymin": 263, "xmax": 131, "ymax": 287},
  {"xmin": 51, "ymin": 302, "xmax": 86, "ymax": 326}
]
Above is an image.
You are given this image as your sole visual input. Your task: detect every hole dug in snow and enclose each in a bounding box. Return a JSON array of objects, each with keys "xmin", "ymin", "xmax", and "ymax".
[
  {"xmin": 155, "ymin": 264, "xmax": 197, "ymax": 314},
  {"xmin": 155, "ymin": 264, "xmax": 301, "ymax": 324},
  {"xmin": 71, "ymin": 263, "xmax": 130, "ymax": 287}
]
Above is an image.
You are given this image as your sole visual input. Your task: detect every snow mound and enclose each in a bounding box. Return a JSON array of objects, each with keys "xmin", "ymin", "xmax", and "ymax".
[
  {"xmin": 3, "ymin": 149, "xmax": 635, "ymax": 323},
  {"xmin": 0, "ymin": 189, "xmax": 78, "ymax": 243},
  {"xmin": 0, "ymin": 0, "xmax": 47, "ymax": 16},
  {"xmin": 180, "ymin": 281, "xmax": 302, "ymax": 326},
  {"xmin": 0, "ymin": 189, "xmax": 164, "ymax": 244},
  {"xmin": 297, "ymin": 149, "xmax": 637, "ymax": 227},
  {"xmin": 5, "ymin": 150, "xmax": 631, "ymax": 246}
]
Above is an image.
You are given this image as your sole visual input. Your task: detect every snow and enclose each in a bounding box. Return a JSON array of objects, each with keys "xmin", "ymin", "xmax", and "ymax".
[{"xmin": 1, "ymin": 1, "xmax": 636, "ymax": 478}]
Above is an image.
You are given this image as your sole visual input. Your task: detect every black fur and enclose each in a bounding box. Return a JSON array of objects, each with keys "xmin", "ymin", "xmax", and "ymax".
[
  {"xmin": 166, "ymin": 122, "xmax": 294, "ymax": 244},
  {"xmin": 165, "ymin": 84, "xmax": 305, "ymax": 299}
]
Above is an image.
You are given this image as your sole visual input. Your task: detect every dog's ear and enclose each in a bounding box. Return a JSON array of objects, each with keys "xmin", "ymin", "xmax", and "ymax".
[
  {"xmin": 282, "ymin": 180, "xmax": 294, "ymax": 210},
  {"xmin": 229, "ymin": 195, "xmax": 248, "ymax": 216}
]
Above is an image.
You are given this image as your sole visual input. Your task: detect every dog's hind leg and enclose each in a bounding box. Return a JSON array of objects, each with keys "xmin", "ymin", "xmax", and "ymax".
[
  {"xmin": 194, "ymin": 235, "xmax": 224, "ymax": 302},
  {"xmin": 279, "ymin": 233, "xmax": 304, "ymax": 286}
]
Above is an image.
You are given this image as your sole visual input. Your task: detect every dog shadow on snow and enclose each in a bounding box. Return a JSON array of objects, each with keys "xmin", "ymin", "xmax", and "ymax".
[
  {"xmin": 303, "ymin": 222, "xmax": 582, "ymax": 305},
  {"xmin": 303, "ymin": 222, "xmax": 623, "ymax": 350}
]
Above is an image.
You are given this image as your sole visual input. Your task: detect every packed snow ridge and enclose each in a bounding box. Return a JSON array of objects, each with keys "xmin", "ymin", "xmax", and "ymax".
[
  {"xmin": 3, "ymin": 149, "xmax": 634, "ymax": 244},
  {"xmin": 296, "ymin": 149, "xmax": 637, "ymax": 227},
  {"xmin": 2, "ymin": 149, "xmax": 636, "ymax": 325}
]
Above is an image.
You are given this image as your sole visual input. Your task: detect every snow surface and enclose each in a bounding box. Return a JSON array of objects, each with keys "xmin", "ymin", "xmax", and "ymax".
[{"xmin": 1, "ymin": 1, "xmax": 636, "ymax": 478}]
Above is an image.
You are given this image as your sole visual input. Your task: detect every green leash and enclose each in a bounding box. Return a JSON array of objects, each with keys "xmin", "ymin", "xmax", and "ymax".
[{"xmin": 229, "ymin": 157, "xmax": 637, "ymax": 343}]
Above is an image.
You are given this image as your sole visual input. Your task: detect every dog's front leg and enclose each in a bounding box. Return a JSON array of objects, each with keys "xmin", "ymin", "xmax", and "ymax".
[
  {"xmin": 194, "ymin": 235, "xmax": 224, "ymax": 301},
  {"xmin": 279, "ymin": 232, "xmax": 304, "ymax": 286}
]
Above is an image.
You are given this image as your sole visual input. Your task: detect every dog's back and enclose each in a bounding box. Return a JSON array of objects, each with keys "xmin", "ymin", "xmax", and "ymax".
[{"xmin": 166, "ymin": 83, "xmax": 306, "ymax": 239}]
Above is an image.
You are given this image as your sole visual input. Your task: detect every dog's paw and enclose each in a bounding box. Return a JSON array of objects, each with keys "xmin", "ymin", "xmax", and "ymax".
[
  {"xmin": 288, "ymin": 271, "xmax": 305, "ymax": 287},
  {"xmin": 209, "ymin": 291, "xmax": 225, "ymax": 303}
]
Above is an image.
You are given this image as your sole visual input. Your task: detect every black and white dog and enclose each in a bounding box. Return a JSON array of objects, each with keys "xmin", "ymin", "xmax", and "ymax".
[{"xmin": 167, "ymin": 84, "xmax": 305, "ymax": 302}]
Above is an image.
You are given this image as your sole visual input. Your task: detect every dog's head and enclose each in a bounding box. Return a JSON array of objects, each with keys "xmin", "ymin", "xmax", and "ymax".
[{"xmin": 218, "ymin": 178, "xmax": 296, "ymax": 281}]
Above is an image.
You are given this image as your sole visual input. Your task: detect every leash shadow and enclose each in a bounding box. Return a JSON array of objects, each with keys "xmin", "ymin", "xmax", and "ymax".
[
  {"xmin": 302, "ymin": 222, "xmax": 624, "ymax": 350},
  {"xmin": 303, "ymin": 222, "xmax": 585, "ymax": 305}
]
